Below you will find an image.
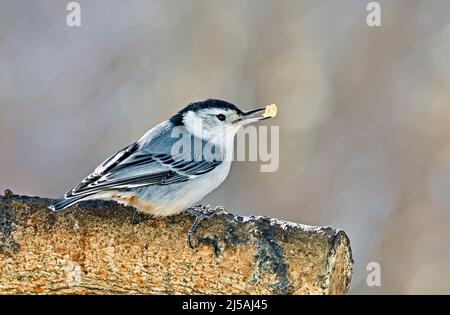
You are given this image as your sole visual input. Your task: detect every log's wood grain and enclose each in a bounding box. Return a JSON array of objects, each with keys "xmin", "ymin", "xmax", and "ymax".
[{"xmin": 0, "ymin": 190, "xmax": 353, "ymax": 294}]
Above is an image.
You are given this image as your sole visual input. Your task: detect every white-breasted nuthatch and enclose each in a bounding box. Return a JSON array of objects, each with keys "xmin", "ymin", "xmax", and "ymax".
[{"xmin": 49, "ymin": 99, "xmax": 276, "ymax": 247}]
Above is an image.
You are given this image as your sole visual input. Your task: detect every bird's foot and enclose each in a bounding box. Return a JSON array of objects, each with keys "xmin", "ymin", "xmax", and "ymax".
[
  {"xmin": 186, "ymin": 205, "xmax": 226, "ymax": 248},
  {"xmin": 131, "ymin": 210, "xmax": 143, "ymax": 225}
]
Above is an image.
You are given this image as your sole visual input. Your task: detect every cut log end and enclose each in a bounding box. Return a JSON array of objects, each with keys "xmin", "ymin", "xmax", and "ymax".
[{"xmin": 0, "ymin": 190, "xmax": 353, "ymax": 294}]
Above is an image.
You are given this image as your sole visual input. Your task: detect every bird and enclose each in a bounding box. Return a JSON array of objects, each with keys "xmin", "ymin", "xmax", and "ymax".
[{"xmin": 49, "ymin": 99, "xmax": 276, "ymax": 247}]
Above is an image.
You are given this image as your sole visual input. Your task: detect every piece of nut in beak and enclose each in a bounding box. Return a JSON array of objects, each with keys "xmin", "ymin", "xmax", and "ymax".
[{"xmin": 263, "ymin": 104, "xmax": 278, "ymax": 118}]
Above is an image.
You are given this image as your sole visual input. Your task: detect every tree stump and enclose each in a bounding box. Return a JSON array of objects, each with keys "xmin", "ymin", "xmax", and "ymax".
[{"xmin": 0, "ymin": 190, "xmax": 352, "ymax": 294}]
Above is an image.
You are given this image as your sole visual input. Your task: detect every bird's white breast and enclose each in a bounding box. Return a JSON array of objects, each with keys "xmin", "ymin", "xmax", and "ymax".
[{"xmin": 152, "ymin": 160, "xmax": 232, "ymax": 216}]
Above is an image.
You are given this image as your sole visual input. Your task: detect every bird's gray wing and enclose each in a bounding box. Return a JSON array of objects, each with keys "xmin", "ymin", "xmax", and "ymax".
[{"xmin": 65, "ymin": 130, "xmax": 223, "ymax": 198}]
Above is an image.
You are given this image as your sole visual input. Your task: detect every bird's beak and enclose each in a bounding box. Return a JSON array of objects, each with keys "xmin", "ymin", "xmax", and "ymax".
[{"xmin": 233, "ymin": 107, "xmax": 269, "ymax": 125}]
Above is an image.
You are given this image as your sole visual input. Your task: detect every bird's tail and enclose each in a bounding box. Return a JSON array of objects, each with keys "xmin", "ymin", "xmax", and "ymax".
[{"xmin": 49, "ymin": 194, "xmax": 89, "ymax": 212}]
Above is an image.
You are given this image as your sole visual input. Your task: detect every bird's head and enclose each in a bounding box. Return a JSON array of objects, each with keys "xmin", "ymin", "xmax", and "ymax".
[{"xmin": 170, "ymin": 99, "xmax": 271, "ymax": 146}]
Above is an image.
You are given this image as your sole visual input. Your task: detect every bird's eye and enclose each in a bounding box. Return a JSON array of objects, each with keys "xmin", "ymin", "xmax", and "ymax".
[{"xmin": 216, "ymin": 114, "xmax": 226, "ymax": 121}]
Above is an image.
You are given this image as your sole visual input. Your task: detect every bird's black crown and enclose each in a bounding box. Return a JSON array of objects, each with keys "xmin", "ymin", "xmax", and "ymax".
[{"xmin": 170, "ymin": 99, "xmax": 243, "ymax": 126}]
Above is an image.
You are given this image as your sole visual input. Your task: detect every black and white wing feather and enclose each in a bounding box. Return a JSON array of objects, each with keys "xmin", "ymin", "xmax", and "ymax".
[{"xmin": 64, "ymin": 140, "xmax": 222, "ymax": 198}]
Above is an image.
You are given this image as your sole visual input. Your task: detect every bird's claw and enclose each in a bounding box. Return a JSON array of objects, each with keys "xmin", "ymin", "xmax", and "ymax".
[{"xmin": 186, "ymin": 205, "xmax": 226, "ymax": 248}]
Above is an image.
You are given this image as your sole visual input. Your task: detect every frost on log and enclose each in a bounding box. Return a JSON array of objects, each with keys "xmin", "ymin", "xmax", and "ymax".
[{"xmin": 0, "ymin": 190, "xmax": 353, "ymax": 294}]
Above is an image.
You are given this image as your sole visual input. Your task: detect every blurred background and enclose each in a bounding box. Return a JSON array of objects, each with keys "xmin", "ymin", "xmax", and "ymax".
[{"xmin": 1, "ymin": 0, "xmax": 450, "ymax": 294}]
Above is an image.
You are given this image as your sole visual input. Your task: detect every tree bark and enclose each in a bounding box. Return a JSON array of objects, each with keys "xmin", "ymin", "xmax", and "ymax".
[{"xmin": 0, "ymin": 190, "xmax": 352, "ymax": 294}]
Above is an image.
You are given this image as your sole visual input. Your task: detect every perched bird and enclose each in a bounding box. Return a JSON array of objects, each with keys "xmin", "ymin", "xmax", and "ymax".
[{"xmin": 49, "ymin": 99, "xmax": 276, "ymax": 247}]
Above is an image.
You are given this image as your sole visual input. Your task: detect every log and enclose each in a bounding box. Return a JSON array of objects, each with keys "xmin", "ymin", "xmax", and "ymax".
[{"xmin": 0, "ymin": 190, "xmax": 353, "ymax": 294}]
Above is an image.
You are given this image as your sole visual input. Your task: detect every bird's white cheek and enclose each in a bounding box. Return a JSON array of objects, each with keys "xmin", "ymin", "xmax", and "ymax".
[{"xmin": 183, "ymin": 112, "xmax": 205, "ymax": 139}]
